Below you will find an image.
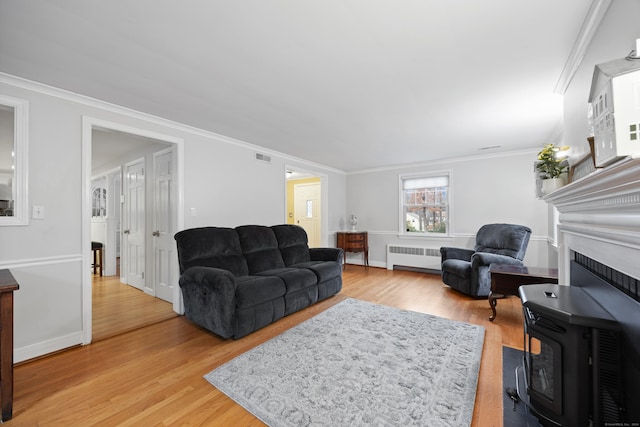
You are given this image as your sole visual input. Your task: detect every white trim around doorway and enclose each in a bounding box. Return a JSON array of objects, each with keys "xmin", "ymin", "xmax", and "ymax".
[
  {"xmin": 284, "ymin": 165, "xmax": 329, "ymax": 247},
  {"xmin": 81, "ymin": 116, "xmax": 185, "ymax": 345}
]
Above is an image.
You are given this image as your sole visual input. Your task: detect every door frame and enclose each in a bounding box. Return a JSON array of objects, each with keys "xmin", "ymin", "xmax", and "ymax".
[
  {"xmin": 284, "ymin": 165, "xmax": 329, "ymax": 247},
  {"xmin": 81, "ymin": 116, "xmax": 185, "ymax": 345}
]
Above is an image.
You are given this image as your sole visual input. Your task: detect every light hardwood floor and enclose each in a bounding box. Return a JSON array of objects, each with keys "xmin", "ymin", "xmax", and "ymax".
[
  {"xmin": 92, "ymin": 274, "xmax": 177, "ymax": 342},
  {"xmin": 10, "ymin": 266, "xmax": 524, "ymax": 426}
]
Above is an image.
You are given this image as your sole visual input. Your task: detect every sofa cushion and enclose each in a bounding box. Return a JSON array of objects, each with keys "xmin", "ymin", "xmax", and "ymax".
[
  {"xmin": 236, "ymin": 225, "xmax": 286, "ymax": 274},
  {"xmin": 293, "ymin": 261, "xmax": 342, "ymax": 283},
  {"xmin": 235, "ymin": 275, "xmax": 286, "ymax": 309},
  {"xmin": 271, "ymin": 224, "xmax": 311, "ymax": 266},
  {"xmin": 174, "ymin": 227, "xmax": 249, "ymax": 277},
  {"xmin": 258, "ymin": 267, "xmax": 317, "ymax": 293}
]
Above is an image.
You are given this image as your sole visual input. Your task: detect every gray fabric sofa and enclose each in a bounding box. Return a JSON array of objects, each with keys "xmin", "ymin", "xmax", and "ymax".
[
  {"xmin": 439, "ymin": 223, "xmax": 532, "ymax": 297},
  {"xmin": 174, "ymin": 224, "xmax": 343, "ymax": 339}
]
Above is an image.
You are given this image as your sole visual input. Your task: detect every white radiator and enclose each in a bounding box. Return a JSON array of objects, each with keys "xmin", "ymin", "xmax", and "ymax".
[{"xmin": 386, "ymin": 244, "xmax": 442, "ymax": 271}]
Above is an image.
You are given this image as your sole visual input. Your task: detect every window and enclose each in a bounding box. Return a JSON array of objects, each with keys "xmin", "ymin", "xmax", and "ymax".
[
  {"xmin": 400, "ymin": 173, "xmax": 449, "ymax": 235},
  {"xmin": 92, "ymin": 186, "xmax": 107, "ymax": 218},
  {"xmin": 0, "ymin": 95, "xmax": 28, "ymax": 225}
]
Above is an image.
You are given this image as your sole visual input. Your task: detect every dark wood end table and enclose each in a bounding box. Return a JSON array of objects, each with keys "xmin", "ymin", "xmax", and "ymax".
[
  {"xmin": 336, "ymin": 231, "xmax": 369, "ymax": 270},
  {"xmin": 488, "ymin": 264, "xmax": 558, "ymax": 321},
  {"xmin": 0, "ymin": 270, "xmax": 19, "ymax": 421}
]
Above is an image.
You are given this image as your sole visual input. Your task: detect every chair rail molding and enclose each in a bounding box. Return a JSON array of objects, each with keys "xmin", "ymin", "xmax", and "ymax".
[{"xmin": 0, "ymin": 254, "xmax": 81, "ymax": 270}]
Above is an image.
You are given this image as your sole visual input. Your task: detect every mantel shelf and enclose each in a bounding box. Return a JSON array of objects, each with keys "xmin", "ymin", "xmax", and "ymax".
[
  {"xmin": 542, "ymin": 156, "xmax": 640, "ymax": 215},
  {"xmin": 546, "ymin": 155, "xmax": 640, "ymax": 285}
]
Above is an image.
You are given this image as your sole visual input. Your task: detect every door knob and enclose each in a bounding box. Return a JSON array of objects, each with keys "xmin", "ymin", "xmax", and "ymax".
[
  {"xmin": 123, "ymin": 229, "xmax": 130, "ymax": 235},
  {"xmin": 152, "ymin": 230, "xmax": 160, "ymax": 237}
]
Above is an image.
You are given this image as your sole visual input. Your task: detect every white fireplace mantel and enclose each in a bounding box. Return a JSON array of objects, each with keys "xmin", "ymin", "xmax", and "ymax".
[{"xmin": 543, "ymin": 156, "xmax": 640, "ymax": 284}]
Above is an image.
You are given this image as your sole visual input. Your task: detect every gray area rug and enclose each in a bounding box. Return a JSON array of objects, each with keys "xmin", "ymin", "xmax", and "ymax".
[{"xmin": 205, "ymin": 298, "xmax": 485, "ymax": 426}]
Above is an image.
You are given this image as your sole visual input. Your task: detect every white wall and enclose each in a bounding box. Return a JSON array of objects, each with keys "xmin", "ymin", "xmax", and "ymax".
[
  {"xmin": 342, "ymin": 0, "xmax": 640, "ymax": 272},
  {"xmin": 563, "ymin": 1, "xmax": 640, "ymax": 159},
  {"xmin": 3, "ymin": 0, "xmax": 634, "ymax": 361},
  {"xmin": 346, "ymin": 150, "xmax": 551, "ymax": 268},
  {"xmin": 0, "ymin": 75, "xmax": 346, "ymax": 362}
]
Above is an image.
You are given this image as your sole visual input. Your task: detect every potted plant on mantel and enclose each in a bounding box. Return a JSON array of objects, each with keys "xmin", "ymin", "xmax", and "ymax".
[{"xmin": 536, "ymin": 143, "xmax": 570, "ymax": 195}]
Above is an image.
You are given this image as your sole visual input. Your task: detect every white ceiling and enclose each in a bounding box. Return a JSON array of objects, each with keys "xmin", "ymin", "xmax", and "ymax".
[
  {"xmin": 91, "ymin": 127, "xmax": 171, "ymax": 173},
  {"xmin": 0, "ymin": 1, "xmax": 594, "ymax": 171}
]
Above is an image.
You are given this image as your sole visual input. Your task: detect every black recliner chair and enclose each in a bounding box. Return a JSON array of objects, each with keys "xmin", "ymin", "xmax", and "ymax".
[{"xmin": 440, "ymin": 223, "xmax": 532, "ymax": 297}]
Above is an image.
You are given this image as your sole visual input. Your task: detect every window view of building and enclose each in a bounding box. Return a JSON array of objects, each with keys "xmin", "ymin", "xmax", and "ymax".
[{"xmin": 401, "ymin": 174, "xmax": 449, "ymax": 235}]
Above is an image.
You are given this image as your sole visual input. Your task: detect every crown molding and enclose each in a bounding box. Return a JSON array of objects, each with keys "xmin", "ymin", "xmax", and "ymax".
[
  {"xmin": 348, "ymin": 147, "xmax": 539, "ymax": 176},
  {"xmin": 0, "ymin": 72, "xmax": 345, "ymax": 176},
  {"xmin": 553, "ymin": 0, "xmax": 612, "ymax": 95}
]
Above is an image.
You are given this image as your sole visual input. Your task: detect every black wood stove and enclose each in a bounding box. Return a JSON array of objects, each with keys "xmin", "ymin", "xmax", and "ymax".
[{"xmin": 517, "ymin": 281, "xmax": 623, "ymax": 426}]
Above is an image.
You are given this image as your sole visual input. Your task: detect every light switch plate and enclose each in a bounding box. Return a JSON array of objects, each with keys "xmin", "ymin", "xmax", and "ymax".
[{"xmin": 32, "ymin": 205, "xmax": 45, "ymax": 219}]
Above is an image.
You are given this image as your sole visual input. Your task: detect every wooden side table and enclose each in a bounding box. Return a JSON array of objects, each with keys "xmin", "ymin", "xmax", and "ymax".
[
  {"xmin": 488, "ymin": 264, "xmax": 557, "ymax": 321},
  {"xmin": 336, "ymin": 231, "xmax": 369, "ymax": 270},
  {"xmin": 0, "ymin": 270, "xmax": 19, "ymax": 421}
]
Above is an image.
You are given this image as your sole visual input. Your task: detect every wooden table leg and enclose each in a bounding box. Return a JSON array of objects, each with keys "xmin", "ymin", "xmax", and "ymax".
[
  {"xmin": 488, "ymin": 291, "xmax": 503, "ymax": 322},
  {"xmin": 0, "ymin": 291, "xmax": 14, "ymax": 421}
]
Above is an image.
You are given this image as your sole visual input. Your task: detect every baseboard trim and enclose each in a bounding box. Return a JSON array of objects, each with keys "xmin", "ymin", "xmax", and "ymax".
[{"xmin": 15, "ymin": 331, "xmax": 84, "ymax": 364}]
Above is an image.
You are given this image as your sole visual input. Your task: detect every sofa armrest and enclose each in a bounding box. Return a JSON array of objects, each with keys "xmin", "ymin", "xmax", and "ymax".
[
  {"xmin": 440, "ymin": 247, "xmax": 474, "ymax": 262},
  {"xmin": 179, "ymin": 266, "xmax": 238, "ymax": 338},
  {"xmin": 309, "ymin": 247, "xmax": 344, "ymax": 263},
  {"xmin": 471, "ymin": 252, "xmax": 523, "ymax": 268}
]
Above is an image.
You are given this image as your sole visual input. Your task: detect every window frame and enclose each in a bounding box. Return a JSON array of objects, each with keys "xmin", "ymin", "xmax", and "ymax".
[
  {"xmin": 0, "ymin": 94, "xmax": 29, "ymax": 226},
  {"xmin": 91, "ymin": 186, "xmax": 107, "ymax": 218},
  {"xmin": 398, "ymin": 171, "xmax": 451, "ymax": 237},
  {"xmin": 91, "ymin": 176, "xmax": 109, "ymax": 219}
]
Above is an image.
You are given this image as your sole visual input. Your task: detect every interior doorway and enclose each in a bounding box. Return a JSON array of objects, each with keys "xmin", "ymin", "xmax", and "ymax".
[
  {"xmin": 82, "ymin": 117, "xmax": 184, "ymax": 345},
  {"xmin": 285, "ymin": 168, "xmax": 327, "ymax": 247},
  {"xmin": 294, "ymin": 182, "xmax": 321, "ymax": 247}
]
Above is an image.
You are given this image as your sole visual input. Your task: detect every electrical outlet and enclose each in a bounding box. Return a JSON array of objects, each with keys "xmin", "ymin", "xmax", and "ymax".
[{"xmin": 32, "ymin": 205, "xmax": 45, "ymax": 219}]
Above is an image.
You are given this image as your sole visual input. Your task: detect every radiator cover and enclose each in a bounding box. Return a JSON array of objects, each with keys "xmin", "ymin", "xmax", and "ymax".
[{"xmin": 386, "ymin": 245, "xmax": 441, "ymax": 271}]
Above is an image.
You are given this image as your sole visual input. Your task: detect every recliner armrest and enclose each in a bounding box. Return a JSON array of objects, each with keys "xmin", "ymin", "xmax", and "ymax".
[
  {"xmin": 471, "ymin": 252, "xmax": 523, "ymax": 268},
  {"xmin": 440, "ymin": 247, "xmax": 474, "ymax": 262},
  {"xmin": 179, "ymin": 266, "xmax": 238, "ymax": 338},
  {"xmin": 309, "ymin": 247, "xmax": 344, "ymax": 263}
]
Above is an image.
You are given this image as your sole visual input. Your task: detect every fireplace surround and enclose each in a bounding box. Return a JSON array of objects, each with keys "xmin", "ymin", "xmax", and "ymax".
[{"xmin": 534, "ymin": 156, "xmax": 640, "ymax": 425}]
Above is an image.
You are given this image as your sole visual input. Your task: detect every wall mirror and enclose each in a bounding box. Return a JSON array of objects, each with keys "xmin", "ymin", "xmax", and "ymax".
[{"xmin": 0, "ymin": 95, "xmax": 28, "ymax": 225}]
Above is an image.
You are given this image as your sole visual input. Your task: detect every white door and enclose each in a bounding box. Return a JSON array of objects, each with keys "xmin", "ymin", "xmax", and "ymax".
[
  {"xmin": 153, "ymin": 148, "xmax": 175, "ymax": 303},
  {"xmin": 123, "ymin": 159, "xmax": 145, "ymax": 291},
  {"xmin": 294, "ymin": 182, "xmax": 321, "ymax": 247}
]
